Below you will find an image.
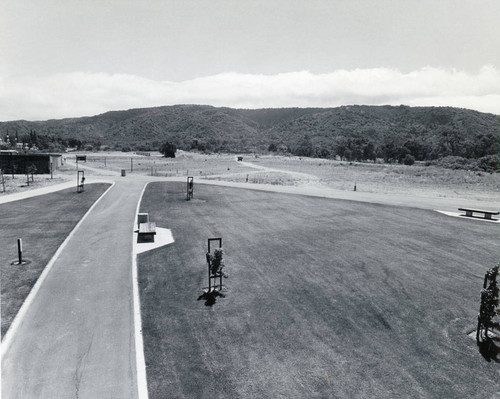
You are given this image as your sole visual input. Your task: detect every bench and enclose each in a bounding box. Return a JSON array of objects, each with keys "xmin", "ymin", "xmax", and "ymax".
[
  {"xmin": 458, "ymin": 208, "xmax": 499, "ymax": 220},
  {"xmin": 138, "ymin": 221, "xmax": 156, "ymax": 242}
]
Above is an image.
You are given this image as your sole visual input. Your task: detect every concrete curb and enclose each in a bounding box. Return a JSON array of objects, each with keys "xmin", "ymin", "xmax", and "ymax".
[{"xmin": 132, "ymin": 182, "xmax": 150, "ymax": 399}]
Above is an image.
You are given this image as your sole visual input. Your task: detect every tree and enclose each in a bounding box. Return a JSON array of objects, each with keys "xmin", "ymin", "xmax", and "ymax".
[
  {"xmin": 160, "ymin": 141, "xmax": 176, "ymax": 158},
  {"xmin": 294, "ymin": 135, "xmax": 313, "ymax": 157},
  {"xmin": 363, "ymin": 141, "xmax": 376, "ymax": 161}
]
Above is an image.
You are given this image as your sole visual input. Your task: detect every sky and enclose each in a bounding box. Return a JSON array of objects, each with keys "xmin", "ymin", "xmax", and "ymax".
[{"xmin": 1, "ymin": 0, "xmax": 499, "ymax": 121}]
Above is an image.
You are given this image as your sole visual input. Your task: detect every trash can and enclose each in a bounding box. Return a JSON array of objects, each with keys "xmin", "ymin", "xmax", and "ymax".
[{"xmin": 121, "ymin": 169, "xmax": 126, "ymax": 177}]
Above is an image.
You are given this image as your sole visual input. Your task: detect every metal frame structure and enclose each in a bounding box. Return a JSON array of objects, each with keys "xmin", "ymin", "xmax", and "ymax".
[
  {"xmin": 206, "ymin": 238, "xmax": 223, "ymax": 292},
  {"xmin": 77, "ymin": 170, "xmax": 85, "ymax": 193}
]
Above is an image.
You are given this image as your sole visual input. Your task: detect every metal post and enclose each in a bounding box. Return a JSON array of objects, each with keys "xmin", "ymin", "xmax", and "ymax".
[
  {"xmin": 50, "ymin": 162, "xmax": 53, "ymax": 179},
  {"xmin": 17, "ymin": 238, "xmax": 22, "ymax": 264},
  {"xmin": 208, "ymin": 260, "xmax": 212, "ymax": 292},
  {"xmin": 131, "ymin": 158, "xmax": 133, "ymax": 172}
]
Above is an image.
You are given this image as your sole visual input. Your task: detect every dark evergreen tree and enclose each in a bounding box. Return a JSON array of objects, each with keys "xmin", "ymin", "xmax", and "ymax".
[{"xmin": 160, "ymin": 141, "xmax": 177, "ymax": 158}]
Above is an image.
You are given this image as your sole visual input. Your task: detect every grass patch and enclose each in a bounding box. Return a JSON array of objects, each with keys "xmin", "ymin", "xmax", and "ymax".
[
  {"xmin": 138, "ymin": 182, "xmax": 500, "ymax": 398},
  {"xmin": 0, "ymin": 183, "xmax": 111, "ymax": 337}
]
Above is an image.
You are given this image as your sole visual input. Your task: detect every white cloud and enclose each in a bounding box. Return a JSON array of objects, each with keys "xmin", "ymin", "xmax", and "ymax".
[{"xmin": 1, "ymin": 66, "xmax": 499, "ymax": 121}]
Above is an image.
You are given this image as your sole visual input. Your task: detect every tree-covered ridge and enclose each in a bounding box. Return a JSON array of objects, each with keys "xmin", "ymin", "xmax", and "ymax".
[{"xmin": 1, "ymin": 105, "xmax": 498, "ymax": 170}]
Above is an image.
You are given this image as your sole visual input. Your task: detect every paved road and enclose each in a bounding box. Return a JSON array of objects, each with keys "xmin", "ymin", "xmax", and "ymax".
[{"xmin": 2, "ymin": 179, "xmax": 147, "ymax": 399}]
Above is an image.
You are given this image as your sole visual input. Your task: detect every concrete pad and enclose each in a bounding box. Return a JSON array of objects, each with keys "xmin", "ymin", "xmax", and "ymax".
[
  {"xmin": 436, "ymin": 210, "xmax": 500, "ymax": 223},
  {"xmin": 133, "ymin": 227, "xmax": 174, "ymax": 254}
]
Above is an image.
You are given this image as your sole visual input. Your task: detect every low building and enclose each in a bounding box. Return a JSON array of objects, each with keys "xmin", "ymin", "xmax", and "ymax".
[{"xmin": 0, "ymin": 153, "xmax": 62, "ymax": 174}]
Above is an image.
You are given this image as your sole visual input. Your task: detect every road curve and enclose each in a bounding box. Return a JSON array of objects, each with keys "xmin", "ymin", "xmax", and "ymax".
[{"xmin": 2, "ymin": 179, "xmax": 147, "ymax": 399}]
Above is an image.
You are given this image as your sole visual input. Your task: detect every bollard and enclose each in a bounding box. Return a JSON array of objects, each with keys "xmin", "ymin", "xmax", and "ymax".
[{"xmin": 18, "ymin": 238, "xmax": 22, "ymax": 264}]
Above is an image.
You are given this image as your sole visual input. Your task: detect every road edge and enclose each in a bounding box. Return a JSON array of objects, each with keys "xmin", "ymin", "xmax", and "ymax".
[{"xmin": 132, "ymin": 182, "xmax": 150, "ymax": 399}]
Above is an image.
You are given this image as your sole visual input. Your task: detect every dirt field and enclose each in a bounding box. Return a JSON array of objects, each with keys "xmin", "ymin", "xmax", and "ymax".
[
  {"xmin": 3, "ymin": 152, "xmax": 498, "ymax": 207},
  {"xmin": 235, "ymin": 155, "xmax": 500, "ymax": 203},
  {"xmin": 138, "ymin": 182, "xmax": 500, "ymax": 399}
]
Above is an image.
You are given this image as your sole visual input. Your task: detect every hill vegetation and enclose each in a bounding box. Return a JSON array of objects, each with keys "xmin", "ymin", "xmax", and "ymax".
[{"xmin": 0, "ymin": 104, "xmax": 498, "ymax": 171}]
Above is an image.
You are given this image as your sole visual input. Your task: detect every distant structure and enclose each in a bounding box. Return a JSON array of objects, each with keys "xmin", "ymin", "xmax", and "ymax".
[
  {"xmin": 0, "ymin": 153, "xmax": 62, "ymax": 174},
  {"xmin": 237, "ymin": 156, "xmax": 243, "ymax": 161}
]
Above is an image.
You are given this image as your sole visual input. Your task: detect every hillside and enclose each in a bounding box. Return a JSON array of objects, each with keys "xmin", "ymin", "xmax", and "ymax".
[{"xmin": 0, "ymin": 105, "xmax": 498, "ymax": 168}]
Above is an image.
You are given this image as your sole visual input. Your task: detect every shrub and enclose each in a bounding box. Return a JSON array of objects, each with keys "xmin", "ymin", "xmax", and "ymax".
[
  {"xmin": 403, "ymin": 154, "xmax": 415, "ymax": 165},
  {"xmin": 477, "ymin": 155, "xmax": 498, "ymax": 173},
  {"xmin": 206, "ymin": 248, "xmax": 227, "ymax": 277}
]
